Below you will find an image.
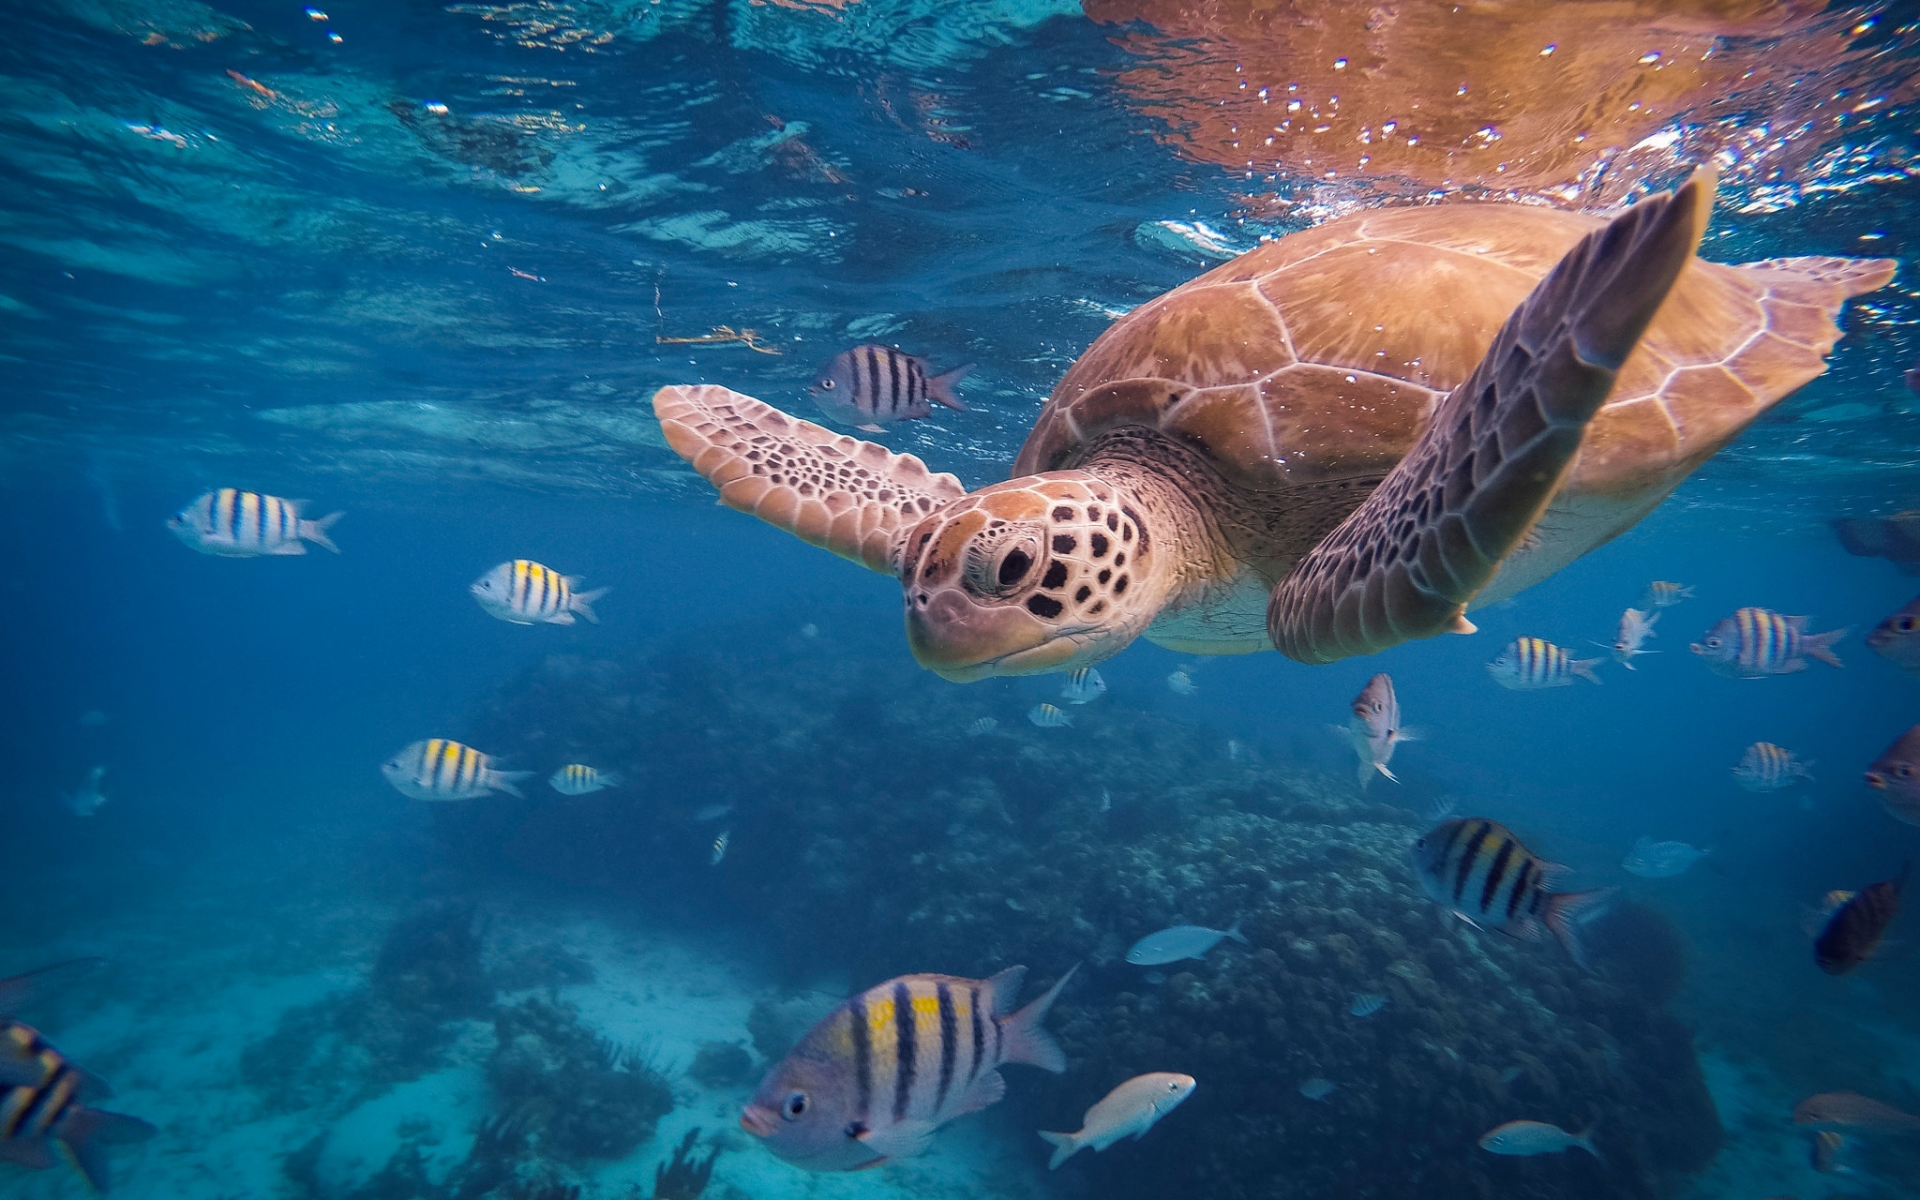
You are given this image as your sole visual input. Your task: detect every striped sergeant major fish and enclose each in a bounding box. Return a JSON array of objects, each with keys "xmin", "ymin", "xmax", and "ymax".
[
  {"xmin": 1690, "ymin": 606, "xmax": 1846, "ymax": 677},
  {"xmin": 168, "ymin": 489, "xmax": 342, "ymax": 556},
  {"xmin": 471, "ymin": 560, "xmax": 610, "ymax": 625},
  {"xmin": 1058, "ymin": 667, "xmax": 1107, "ymax": 704},
  {"xmin": 742, "ymin": 965, "xmax": 1075, "ymax": 1172},
  {"xmin": 0, "ymin": 962, "xmax": 155, "ymax": 1195},
  {"xmin": 381, "ymin": 739, "xmax": 531, "ymax": 801},
  {"xmin": 549, "ymin": 764, "xmax": 621, "ymax": 796},
  {"xmin": 1640, "ymin": 580, "xmax": 1694, "ymax": 609},
  {"xmin": 1732, "ymin": 741, "xmax": 1813, "ymax": 792},
  {"xmin": 808, "ymin": 344, "xmax": 972, "ymax": 432},
  {"xmin": 1411, "ymin": 818, "xmax": 1614, "ymax": 969},
  {"xmin": 1486, "ymin": 637, "xmax": 1602, "ymax": 689}
]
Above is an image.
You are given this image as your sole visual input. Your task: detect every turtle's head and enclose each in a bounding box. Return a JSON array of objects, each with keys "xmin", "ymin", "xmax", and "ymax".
[{"xmin": 896, "ymin": 473, "xmax": 1156, "ymax": 681}]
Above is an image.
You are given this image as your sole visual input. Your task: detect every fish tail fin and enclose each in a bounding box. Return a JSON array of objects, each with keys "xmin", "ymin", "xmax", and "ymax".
[
  {"xmin": 928, "ymin": 364, "xmax": 974, "ymax": 412},
  {"xmin": 57, "ymin": 1106, "xmax": 157, "ymax": 1193},
  {"xmin": 1224, "ymin": 919, "xmax": 1250, "ymax": 946},
  {"xmin": 1804, "ymin": 627, "xmax": 1848, "ymax": 667},
  {"xmin": 1574, "ymin": 1125, "xmax": 1604, "ymax": 1162},
  {"xmin": 1373, "ymin": 762, "xmax": 1399, "ymax": 785},
  {"xmin": 1544, "ymin": 888, "xmax": 1618, "ymax": 970},
  {"xmin": 570, "ymin": 586, "xmax": 611, "ymax": 624},
  {"xmin": 1571, "ymin": 657, "xmax": 1605, "ymax": 685},
  {"xmin": 1357, "ymin": 758, "xmax": 1376, "ymax": 789},
  {"xmin": 1800, "ymin": 760, "xmax": 1816, "ymax": 782},
  {"xmin": 490, "ymin": 770, "xmax": 535, "ymax": 798},
  {"xmin": 1000, "ymin": 964, "xmax": 1077, "ymax": 1073},
  {"xmin": 599, "ymin": 771, "xmax": 623, "ymax": 789},
  {"xmin": 1038, "ymin": 1130, "xmax": 1081, "ymax": 1170},
  {"xmin": 301, "ymin": 511, "xmax": 344, "ymax": 554}
]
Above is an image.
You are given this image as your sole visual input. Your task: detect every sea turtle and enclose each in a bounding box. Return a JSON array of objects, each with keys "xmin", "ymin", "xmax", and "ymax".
[{"xmin": 653, "ymin": 173, "xmax": 1892, "ymax": 680}]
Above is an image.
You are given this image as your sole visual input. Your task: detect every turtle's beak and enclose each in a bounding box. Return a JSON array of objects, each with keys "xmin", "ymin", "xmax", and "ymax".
[{"xmin": 905, "ymin": 590, "xmax": 1079, "ymax": 681}]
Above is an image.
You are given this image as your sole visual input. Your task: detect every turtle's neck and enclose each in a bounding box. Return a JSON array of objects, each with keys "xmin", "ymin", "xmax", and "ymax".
[{"xmin": 1073, "ymin": 427, "xmax": 1248, "ymax": 607}]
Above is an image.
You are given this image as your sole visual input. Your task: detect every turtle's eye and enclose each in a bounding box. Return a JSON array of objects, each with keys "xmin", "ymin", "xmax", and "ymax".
[
  {"xmin": 965, "ymin": 528, "xmax": 1044, "ymax": 598},
  {"xmin": 998, "ymin": 548, "xmax": 1033, "ymax": 586},
  {"xmin": 783, "ymin": 1092, "xmax": 808, "ymax": 1120}
]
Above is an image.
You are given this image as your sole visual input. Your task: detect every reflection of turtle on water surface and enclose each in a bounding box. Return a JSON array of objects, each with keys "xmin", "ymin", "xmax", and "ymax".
[{"xmin": 654, "ymin": 173, "xmax": 1893, "ymax": 680}]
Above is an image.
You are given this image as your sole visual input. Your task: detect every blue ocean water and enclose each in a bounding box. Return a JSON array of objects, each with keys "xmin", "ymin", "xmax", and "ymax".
[{"xmin": 4, "ymin": 2, "xmax": 1920, "ymax": 1198}]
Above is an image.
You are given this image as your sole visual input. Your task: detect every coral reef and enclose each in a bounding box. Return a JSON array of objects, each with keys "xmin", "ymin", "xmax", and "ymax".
[
  {"xmin": 489, "ymin": 998, "xmax": 674, "ymax": 1161},
  {"xmin": 462, "ymin": 614, "xmax": 1723, "ymax": 1199},
  {"xmin": 371, "ymin": 899, "xmax": 494, "ymax": 1020},
  {"xmin": 648, "ymin": 1128, "xmax": 719, "ymax": 1200},
  {"xmin": 687, "ymin": 1041, "xmax": 755, "ymax": 1088}
]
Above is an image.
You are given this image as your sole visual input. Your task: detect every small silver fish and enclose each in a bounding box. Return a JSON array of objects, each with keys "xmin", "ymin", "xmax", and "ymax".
[
  {"xmin": 1599, "ymin": 608, "xmax": 1659, "ymax": 669},
  {"xmin": 382, "ymin": 739, "xmax": 531, "ymax": 801},
  {"xmin": 966, "ymin": 717, "xmax": 1000, "ymax": 736},
  {"xmin": 710, "ymin": 830, "xmax": 730, "ymax": 865},
  {"xmin": 1487, "ymin": 638, "xmax": 1602, "ymax": 688},
  {"xmin": 799, "ymin": 622, "xmax": 820, "ymax": 639},
  {"xmin": 1298, "ymin": 1078, "xmax": 1336, "ymax": 1101},
  {"xmin": 1343, "ymin": 672, "xmax": 1413, "ymax": 787},
  {"xmin": 1097, "ymin": 788, "xmax": 1112, "ymax": 813},
  {"xmin": 1124, "ymin": 922, "xmax": 1247, "ymax": 966},
  {"xmin": 693, "ymin": 803, "xmax": 734, "ymax": 823},
  {"xmin": 1165, "ymin": 669, "xmax": 1197, "ymax": 696},
  {"xmin": 1348, "ymin": 993, "xmax": 1387, "ymax": 1018},
  {"xmin": 168, "ymin": 489, "xmax": 342, "ymax": 556},
  {"xmin": 1732, "ymin": 742, "xmax": 1812, "ymax": 792},
  {"xmin": 471, "ymin": 560, "xmax": 609, "ymax": 626},
  {"xmin": 1640, "ymin": 581, "xmax": 1694, "ymax": 609},
  {"xmin": 1059, "ymin": 667, "xmax": 1107, "ymax": 705},
  {"xmin": 549, "ymin": 764, "xmax": 621, "ymax": 796},
  {"xmin": 1621, "ymin": 837, "xmax": 1708, "ymax": 878},
  {"xmin": 1478, "ymin": 1120, "xmax": 1599, "ymax": 1159},
  {"xmin": 61, "ymin": 766, "xmax": 107, "ymax": 818},
  {"xmin": 1866, "ymin": 596, "xmax": 1920, "ymax": 674},
  {"xmin": 1690, "ymin": 607, "xmax": 1846, "ymax": 677},
  {"xmin": 808, "ymin": 344, "xmax": 971, "ymax": 432},
  {"xmin": 1038, "ymin": 1072, "xmax": 1195, "ymax": 1169},
  {"xmin": 1028, "ymin": 703, "xmax": 1073, "ymax": 728}
]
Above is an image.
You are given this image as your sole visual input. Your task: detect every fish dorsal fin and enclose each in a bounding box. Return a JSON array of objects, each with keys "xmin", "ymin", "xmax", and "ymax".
[
  {"xmin": 654, "ymin": 385, "xmax": 968, "ymax": 576},
  {"xmin": 985, "ymin": 965, "xmax": 1027, "ymax": 1017},
  {"xmin": 1267, "ymin": 171, "xmax": 1714, "ymax": 662}
]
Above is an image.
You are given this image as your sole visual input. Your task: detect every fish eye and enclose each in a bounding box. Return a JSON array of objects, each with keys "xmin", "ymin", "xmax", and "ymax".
[
  {"xmin": 1899, "ymin": 617, "xmax": 1917, "ymax": 632},
  {"xmin": 782, "ymin": 1091, "xmax": 808, "ymax": 1120},
  {"xmin": 1900, "ymin": 765, "xmax": 1914, "ymax": 778},
  {"xmin": 819, "ymin": 379, "xmax": 834, "ymax": 390},
  {"xmin": 1706, "ymin": 637, "xmax": 1722, "ymax": 648}
]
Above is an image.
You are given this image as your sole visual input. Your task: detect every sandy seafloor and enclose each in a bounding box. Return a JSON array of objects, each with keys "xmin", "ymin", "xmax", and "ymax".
[{"xmin": 0, "ymin": 853, "xmax": 1054, "ymax": 1200}]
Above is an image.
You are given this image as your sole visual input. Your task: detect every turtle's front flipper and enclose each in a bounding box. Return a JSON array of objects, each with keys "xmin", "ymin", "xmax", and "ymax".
[
  {"xmin": 654, "ymin": 385, "xmax": 968, "ymax": 575},
  {"xmin": 1267, "ymin": 171, "xmax": 1716, "ymax": 664}
]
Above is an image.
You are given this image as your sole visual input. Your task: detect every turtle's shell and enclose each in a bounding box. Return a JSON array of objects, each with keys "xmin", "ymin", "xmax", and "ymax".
[{"xmin": 1016, "ymin": 204, "xmax": 1889, "ymax": 506}]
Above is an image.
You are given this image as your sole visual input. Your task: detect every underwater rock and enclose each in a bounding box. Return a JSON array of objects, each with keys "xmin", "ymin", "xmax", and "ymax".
[
  {"xmin": 687, "ymin": 1040, "xmax": 756, "ymax": 1088},
  {"xmin": 487, "ymin": 998, "xmax": 674, "ymax": 1162},
  {"xmin": 463, "ymin": 614, "xmax": 1722, "ymax": 1199},
  {"xmin": 371, "ymin": 899, "xmax": 495, "ymax": 1020}
]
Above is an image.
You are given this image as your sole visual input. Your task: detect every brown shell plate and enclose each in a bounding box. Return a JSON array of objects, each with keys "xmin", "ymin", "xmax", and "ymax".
[{"xmin": 1015, "ymin": 203, "xmax": 1892, "ymax": 503}]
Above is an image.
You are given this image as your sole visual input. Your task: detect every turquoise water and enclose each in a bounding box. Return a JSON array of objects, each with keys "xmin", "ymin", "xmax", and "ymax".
[{"xmin": 3, "ymin": 2, "xmax": 1920, "ymax": 1198}]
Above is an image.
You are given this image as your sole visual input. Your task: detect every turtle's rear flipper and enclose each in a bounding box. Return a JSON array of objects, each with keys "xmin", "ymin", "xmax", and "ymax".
[
  {"xmin": 1267, "ymin": 170, "xmax": 1716, "ymax": 664},
  {"xmin": 653, "ymin": 385, "xmax": 968, "ymax": 575}
]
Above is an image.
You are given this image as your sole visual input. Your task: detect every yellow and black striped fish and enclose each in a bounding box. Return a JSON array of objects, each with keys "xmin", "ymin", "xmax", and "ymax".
[
  {"xmin": 741, "ymin": 965, "xmax": 1076, "ymax": 1172},
  {"xmin": 1733, "ymin": 741, "xmax": 1812, "ymax": 791},
  {"xmin": 549, "ymin": 763, "xmax": 621, "ymax": 796},
  {"xmin": 1691, "ymin": 607, "xmax": 1847, "ymax": 677},
  {"xmin": 807, "ymin": 345, "xmax": 972, "ymax": 432},
  {"xmin": 471, "ymin": 560, "xmax": 610, "ymax": 626},
  {"xmin": 167, "ymin": 489, "xmax": 342, "ymax": 556},
  {"xmin": 1411, "ymin": 818, "xmax": 1613, "ymax": 968},
  {"xmin": 1486, "ymin": 637, "xmax": 1603, "ymax": 689},
  {"xmin": 0, "ymin": 1020, "xmax": 155, "ymax": 1193},
  {"xmin": 381, "ymin": 739, "xmax": 532, "ymax": 801}
]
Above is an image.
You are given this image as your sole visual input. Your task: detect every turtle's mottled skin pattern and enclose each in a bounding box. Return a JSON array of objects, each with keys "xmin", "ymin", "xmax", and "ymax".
[{"xmin": 655, "ymin": 174, "xmax": 1892, "ymax": 680}]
